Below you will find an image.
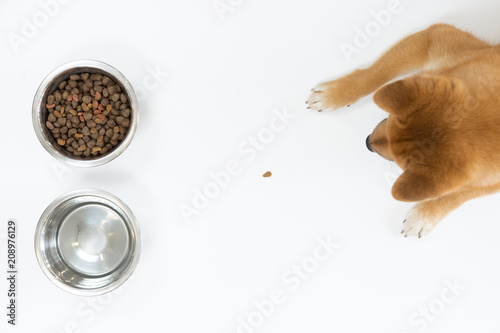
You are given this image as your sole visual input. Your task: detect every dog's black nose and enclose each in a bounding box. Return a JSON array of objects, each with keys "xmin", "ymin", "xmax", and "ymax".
[{"xmin": 366, "ymin": 135, "xmax": 374, "ymax": 152}]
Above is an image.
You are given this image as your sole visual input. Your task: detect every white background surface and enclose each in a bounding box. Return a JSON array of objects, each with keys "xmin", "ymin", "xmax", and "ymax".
[{"xmin": 1, "ymin": 0, "xmax": 500, "ymax": 332}]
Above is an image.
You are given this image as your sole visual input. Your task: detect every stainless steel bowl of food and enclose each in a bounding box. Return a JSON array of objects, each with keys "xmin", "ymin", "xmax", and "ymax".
[
  {"xmin": 34, "ymin": 189, "xmax": 141, "ymax": 296},
  {"xmin": 32, "ymin": 60, "xmax": 139, "ymax": 167}
]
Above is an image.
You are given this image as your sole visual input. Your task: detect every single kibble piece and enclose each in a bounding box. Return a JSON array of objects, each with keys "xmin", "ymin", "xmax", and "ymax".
[
  {"xmin": 83, "ymin": 112, "xmax": 93, "ymax": 121},
  {"xmin": 102, "ymin": 76, "xmax": 111, "ymax": 85},
  {"xmin": 82, "ymin": 95, "xmax": 92, "ymax": 104},
  {"xmin": 121, "ymin": 109, "xmax": 131, "ymax": 118},
  {"xmin": 82, "ymin": 127, "xmax": 91, "ymax": 136},
  {"xmin": 121, "ymin": 118, "xmax": 130, "ymax": 127},
  {"xmin": 263, "ymin": 171, "xmax": 272, "ymax": 178}
]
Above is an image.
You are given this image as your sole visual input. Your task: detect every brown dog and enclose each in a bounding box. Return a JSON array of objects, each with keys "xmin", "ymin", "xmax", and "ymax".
[{"xmin": 307, "ymin": 24, "xmax": 500, "ymax": 237}]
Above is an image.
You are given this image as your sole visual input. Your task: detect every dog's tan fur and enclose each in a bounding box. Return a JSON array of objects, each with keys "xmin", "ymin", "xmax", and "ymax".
[{"xmin": 307, "ymin": 24, "xmax": 500, "ymax": 237}]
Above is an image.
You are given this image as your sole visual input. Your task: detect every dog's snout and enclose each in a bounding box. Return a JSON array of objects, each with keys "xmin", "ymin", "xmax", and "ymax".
[{"xmin": 366, "ymin": 135, "xmax": 374, "ymax": 152}]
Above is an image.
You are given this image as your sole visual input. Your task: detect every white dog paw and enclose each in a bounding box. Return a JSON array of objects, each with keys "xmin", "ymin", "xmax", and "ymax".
[{"xmin": 401, "ymin": 204, "xmax": 440, "ymax": 238}]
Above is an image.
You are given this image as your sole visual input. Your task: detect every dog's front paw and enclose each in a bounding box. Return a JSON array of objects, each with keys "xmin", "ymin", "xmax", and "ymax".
[
  {"xmin": 306, "ymin": 75, "xmax": 363, "ymax": 112},
  {"xmin": 401, "ymin": 203, "xmax": 442, "ymax": 238}
]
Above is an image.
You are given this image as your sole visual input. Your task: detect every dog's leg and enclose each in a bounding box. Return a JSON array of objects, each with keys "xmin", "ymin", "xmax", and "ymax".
[
  {"xmin": 402, "ymin": 184, "xmax": 500, "ymax": 238},
  {"xmin": 307, "ymin": 24, "xmax": 491, "ymax": 111}
]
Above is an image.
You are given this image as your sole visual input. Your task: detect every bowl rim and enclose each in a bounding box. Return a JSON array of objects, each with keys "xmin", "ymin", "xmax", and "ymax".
[
  {"xmin": 34, "ymin": 189, "xmax": 142, "ymax": 296},
  {"xmin": 32, "ymin": 59, "xmax": 139, "ymax": 168}
]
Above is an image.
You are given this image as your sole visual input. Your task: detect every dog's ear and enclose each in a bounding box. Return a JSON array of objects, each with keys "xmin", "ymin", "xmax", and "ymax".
[
  {"xmin": 374, "ymin": 79, "xmax": 417, "ymax": 115},
  {"xmin": 392, "ymin": 171, "xmax": 442, "ymax": 202},
  {"xmin": 374, "ymin": 76, "xmax": 454, "ymax": 116},
  {"xmin": 391, "ymin": 169, "xmax": 463, "ymax": 202}
]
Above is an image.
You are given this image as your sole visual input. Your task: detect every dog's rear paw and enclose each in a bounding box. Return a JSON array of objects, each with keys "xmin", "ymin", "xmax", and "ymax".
[
  {"xmin": 401, "ymin": 203, "xmax": 441, "ymax": 238},
  {"xmin": 306, "ymin": 76, "xmax": 362, "ymax": 112}
]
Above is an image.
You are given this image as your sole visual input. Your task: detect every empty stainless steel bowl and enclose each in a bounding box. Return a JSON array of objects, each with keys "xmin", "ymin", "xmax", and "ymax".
[
  {"xmin": 32, "ymin": 60, "xmax": 139, "ymax": 167},
  {"xmin": 35, "ymin": 189, "xmax": 141, "ymax": 296}
]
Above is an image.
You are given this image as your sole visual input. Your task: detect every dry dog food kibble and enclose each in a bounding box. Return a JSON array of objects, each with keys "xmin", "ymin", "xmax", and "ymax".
[{"xmin": 44, "ymin": 73, "xmax": 131, "ymax": 157}]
